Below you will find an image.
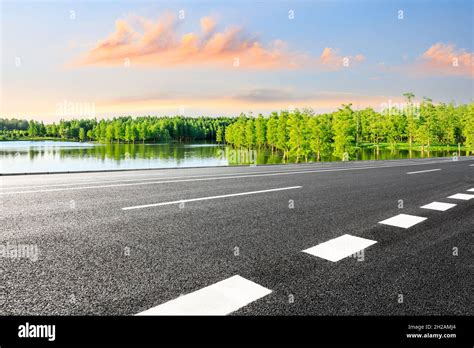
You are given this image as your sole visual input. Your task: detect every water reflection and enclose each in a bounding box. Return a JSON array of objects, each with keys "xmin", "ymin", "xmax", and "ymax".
[{"xmin": 0, "ymin": 141, "xmax": 467, "ymax": 174}]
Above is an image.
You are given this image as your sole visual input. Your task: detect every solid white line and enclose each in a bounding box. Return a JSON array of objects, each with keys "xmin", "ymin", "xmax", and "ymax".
[
  {"xmin": 378, "ymin": 214, "xmax": 427, "ymax": 229},
  {"xmin": 0, "ymin": 160, "xmax": 456, "ymax": 195},
  {"xmin": 136, "ymin": 275, "xmax": 272, "ymax": 315},
  {"xmin": 302, "ymin": 234, "xmax": 377, "ymax": 262},
  {"xmin": 406, "ymin": 168, "xmax": 441, "ymax": 175},
  {"xmin": 122, "ymin": 186, "xmax": 302, "ymax": 210}
]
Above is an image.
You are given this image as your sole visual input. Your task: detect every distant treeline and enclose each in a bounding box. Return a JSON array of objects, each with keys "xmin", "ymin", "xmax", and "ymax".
[
  {"xmin": 0, "ymin": 116, "xmax": 232, "ymax": 143},
  {"xmin": 1, "ymin": 95, "xmax": 473, "ymax": 161},
  {"xmin": 223, "ymin": 98, "xmax": 474, "ymax": 161}
]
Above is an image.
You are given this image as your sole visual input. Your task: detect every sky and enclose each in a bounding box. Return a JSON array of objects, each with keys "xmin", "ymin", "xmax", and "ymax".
[{"xmin": 1, "ymin": 0, "xmax": 473, "ymax": 122}]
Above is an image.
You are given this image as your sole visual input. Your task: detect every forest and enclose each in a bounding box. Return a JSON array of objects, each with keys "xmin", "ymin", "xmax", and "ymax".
[
  {"xmin": 223, "ymin": 98, "xmax": 474, "ymax": 161},
  {"xmin": 0, "ymin": 116, "xmax": 231, "ymax": 144},
  {"xmin": 1, "ymin": 95, "xmax": 473, "ymax": 161}
]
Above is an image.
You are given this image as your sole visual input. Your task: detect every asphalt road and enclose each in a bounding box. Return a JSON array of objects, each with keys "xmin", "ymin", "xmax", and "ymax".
[{"xmin": 0, "ymin": 157, "xmax": 473, "ymax": 315}]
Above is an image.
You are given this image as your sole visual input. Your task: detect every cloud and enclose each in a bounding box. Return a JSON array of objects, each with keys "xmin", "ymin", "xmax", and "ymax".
[
  {"xmin": 231, "ymin": 88, "xmax": 375, "ymax": 103},
  {"xmin": 91, "ymin": 90, "xmax": 403, "ymax": 119},
  {"xmin": 104, "ymin": 88, "xmax": 399, "ymax": 113},
  {"xmin": 417, "ymin": 43, "xmax": 473, "ymax": 77},
  {"xmin": 70, "ymin": 14, "xmax": 365, "ymax": 71},
  {"xmin": 70, "ymin": 14, "xmax": 304, "ymax": 69},
  {"xmin": 319, "ymin": 47, "xmax": 365, "ymax": 70},
  {"xmin": 232, "ymin": 88, "xmax": 295, "ymax": 102},
  {"xmin": 372, "ymin": 43, "xmax": 473, "ymax": 79},
  {"xmin": 200, "ymin": 16, "xmax": 216, "ymax": 35}
]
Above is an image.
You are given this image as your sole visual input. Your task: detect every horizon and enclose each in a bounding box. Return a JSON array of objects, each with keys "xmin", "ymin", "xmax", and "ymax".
[{"xmin": 1, "ymin": 96, "xmax": 470, "ymax": 124}]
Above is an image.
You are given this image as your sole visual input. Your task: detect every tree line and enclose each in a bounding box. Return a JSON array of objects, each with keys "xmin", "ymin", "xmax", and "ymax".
[
  {"xmin": 223, "ymin": 97, "xmax": 474, "ymax": 161},
  {"xmin": 0, "ymin": 116, "xmax": 232, "ymax": 143},
  {"xmin": 1, "ymin": 95, "xmax": 473, "ymax": 161}
]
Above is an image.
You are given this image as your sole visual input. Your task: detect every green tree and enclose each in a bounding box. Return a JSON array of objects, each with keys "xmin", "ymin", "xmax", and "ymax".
[
  {"xmin": 255, "ymin": 114, "xmax": 266, "ymax": 148},
  {"xmin": 224, "ymin": 123, "xmax": 235, "ymax": 145},
  {"xmin": 287, "ymin": 110, "xmax": 309, "ymax": 162},
  {"xmin": 308, "ymin": 115, "xmax": 331, "ymax": 161},
  {"xmin": 332, "ymin": 104, "xmax": 355, "ymax": 159},
  {"xmin": 130, "ymin": 124, "xmax": 137, "ymax": 143},
  {"xmin": 276, "ymin": 111, "xmax": 289, "ymax": 159},
  {"xmin": 216, "ymin": 126, "xmax": 223, "ymax": 144},
  {"xmin": 244, "ymin": 118, "xmax": 255, "ymax": 148},
  {"xmin": 28, "ymin": 121, "xmax": 38, "ymax": 137},
  {"xmin": 113, "ymin": 121, "xmax": 123, "ymax": 143},
  {"xmin": 79, "ymin": 128, "xmax": 85, "ymax": 142},
  {"xmin": 415, "ymin": 124, "xmax": 430, "ymax": 152},
  {"xmin": 139, "ymin": 122, "xmax": 147, "ymax": 143},
  {"xmin": 105, "ymin": 124, "xmax": 114, "ymax": 143},
  {"xmin": 462, "ymin": 103, "xmax": 474, "ymax": 154},
  {"xmin": 402, "ymin": 92, "xmax": 417, "ymax": 146},
  {"xmin": 266, "ymin": 113, "xmax": 278, "ymax": 153}
]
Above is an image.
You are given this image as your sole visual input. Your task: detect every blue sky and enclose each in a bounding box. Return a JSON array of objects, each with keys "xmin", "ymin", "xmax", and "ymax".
[{"xmin": 1, "ymin": 0, "xmax": 473, "ymax": 121}]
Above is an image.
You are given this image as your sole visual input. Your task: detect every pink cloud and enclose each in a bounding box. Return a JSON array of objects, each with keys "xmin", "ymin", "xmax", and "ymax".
[
  {"xmin": 70, "ymin": 14, "xmax": 303, "ymax": 69},
  {"xmin": 372, "ymin": 44, "xmax": 473, "ymax": 79},
  {"xmin": 200, "ymin": 16, "xmax": 216, "ymax": 35},
  {"xmin": 417, "ymin": 43, "xmax": 473, "ymax": 77},
  {"xmin": 70, "ymin": 15, "xmax": 365, "ymax": 71},
  {"xmin": 319, "ymin": 47, "xmax": 365, "ymax": 70}
]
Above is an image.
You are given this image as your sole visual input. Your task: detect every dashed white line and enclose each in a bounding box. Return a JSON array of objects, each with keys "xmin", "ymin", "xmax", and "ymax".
[
  {"xmin": 447, "ymin": 193, "xmax": 474, "ymax": 201},
  {"xmin": 302, "ymin": 234, "xmax": 377, "ymax": 262},
  {"xmin": 378, "ymin": 214, "xmax": 427, "ymax": 229},
  {"xmin": 421, "ymin": 202, "xmax": 457, "ymax": 211},
  {"xmin": 136, "ymin": 275, "xmax": 272, "ymax": 315},
  {"xmin": 406, "ymin": 168, "xmax": 441, "ymax": 175},
  {"xmin": 122, "ymin": 186, "xmax": 302, "ymax": 210},
  {"xmin": 467, "ymin": 188, "xmax": 474, "ymax": 192}
]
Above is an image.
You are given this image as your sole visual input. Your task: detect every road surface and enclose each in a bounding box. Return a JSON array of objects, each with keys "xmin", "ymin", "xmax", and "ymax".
[{"xmin": 0, "ymin": 157, "xmax": 473, "ymax": 315}]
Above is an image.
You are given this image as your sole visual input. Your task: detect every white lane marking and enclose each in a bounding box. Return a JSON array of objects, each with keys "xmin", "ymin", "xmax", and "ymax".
[
  {"xmin": 467, "ymin": 188, "xmax": 474, "ymax": 192},
  {"xmin": 378, "ymin": 214, "xmax": 427, "ymax": 229},
  {"xmin": 136, "ymin": 275, "xmax": 272, "ymax": 315},
  {"xmin": 421, "ymin": 202, "xmax": 457, "ymax": 211},
  {"xmin": 122, "ymin": 186, "xmax": 302, "ymax": 210},
  {"xmin": 447, "ymin": 193, "xmax": 474, "ymax": 201},
  {"xmin": 406, "ymin": 168, "xmax": 441, "ymax": 175},
  {"xmin": 0, "ymin": 160, "xmax": 457, "ymax": 195},
  {"xmin": 302, "ymin": 234, "xmax": 377, "ymax": 262}
]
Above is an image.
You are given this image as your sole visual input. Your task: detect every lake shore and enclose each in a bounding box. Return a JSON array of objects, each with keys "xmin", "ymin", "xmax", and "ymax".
[{"xmin": 1, "ymin": 140, "xmax": 471, "ymax": 174}]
